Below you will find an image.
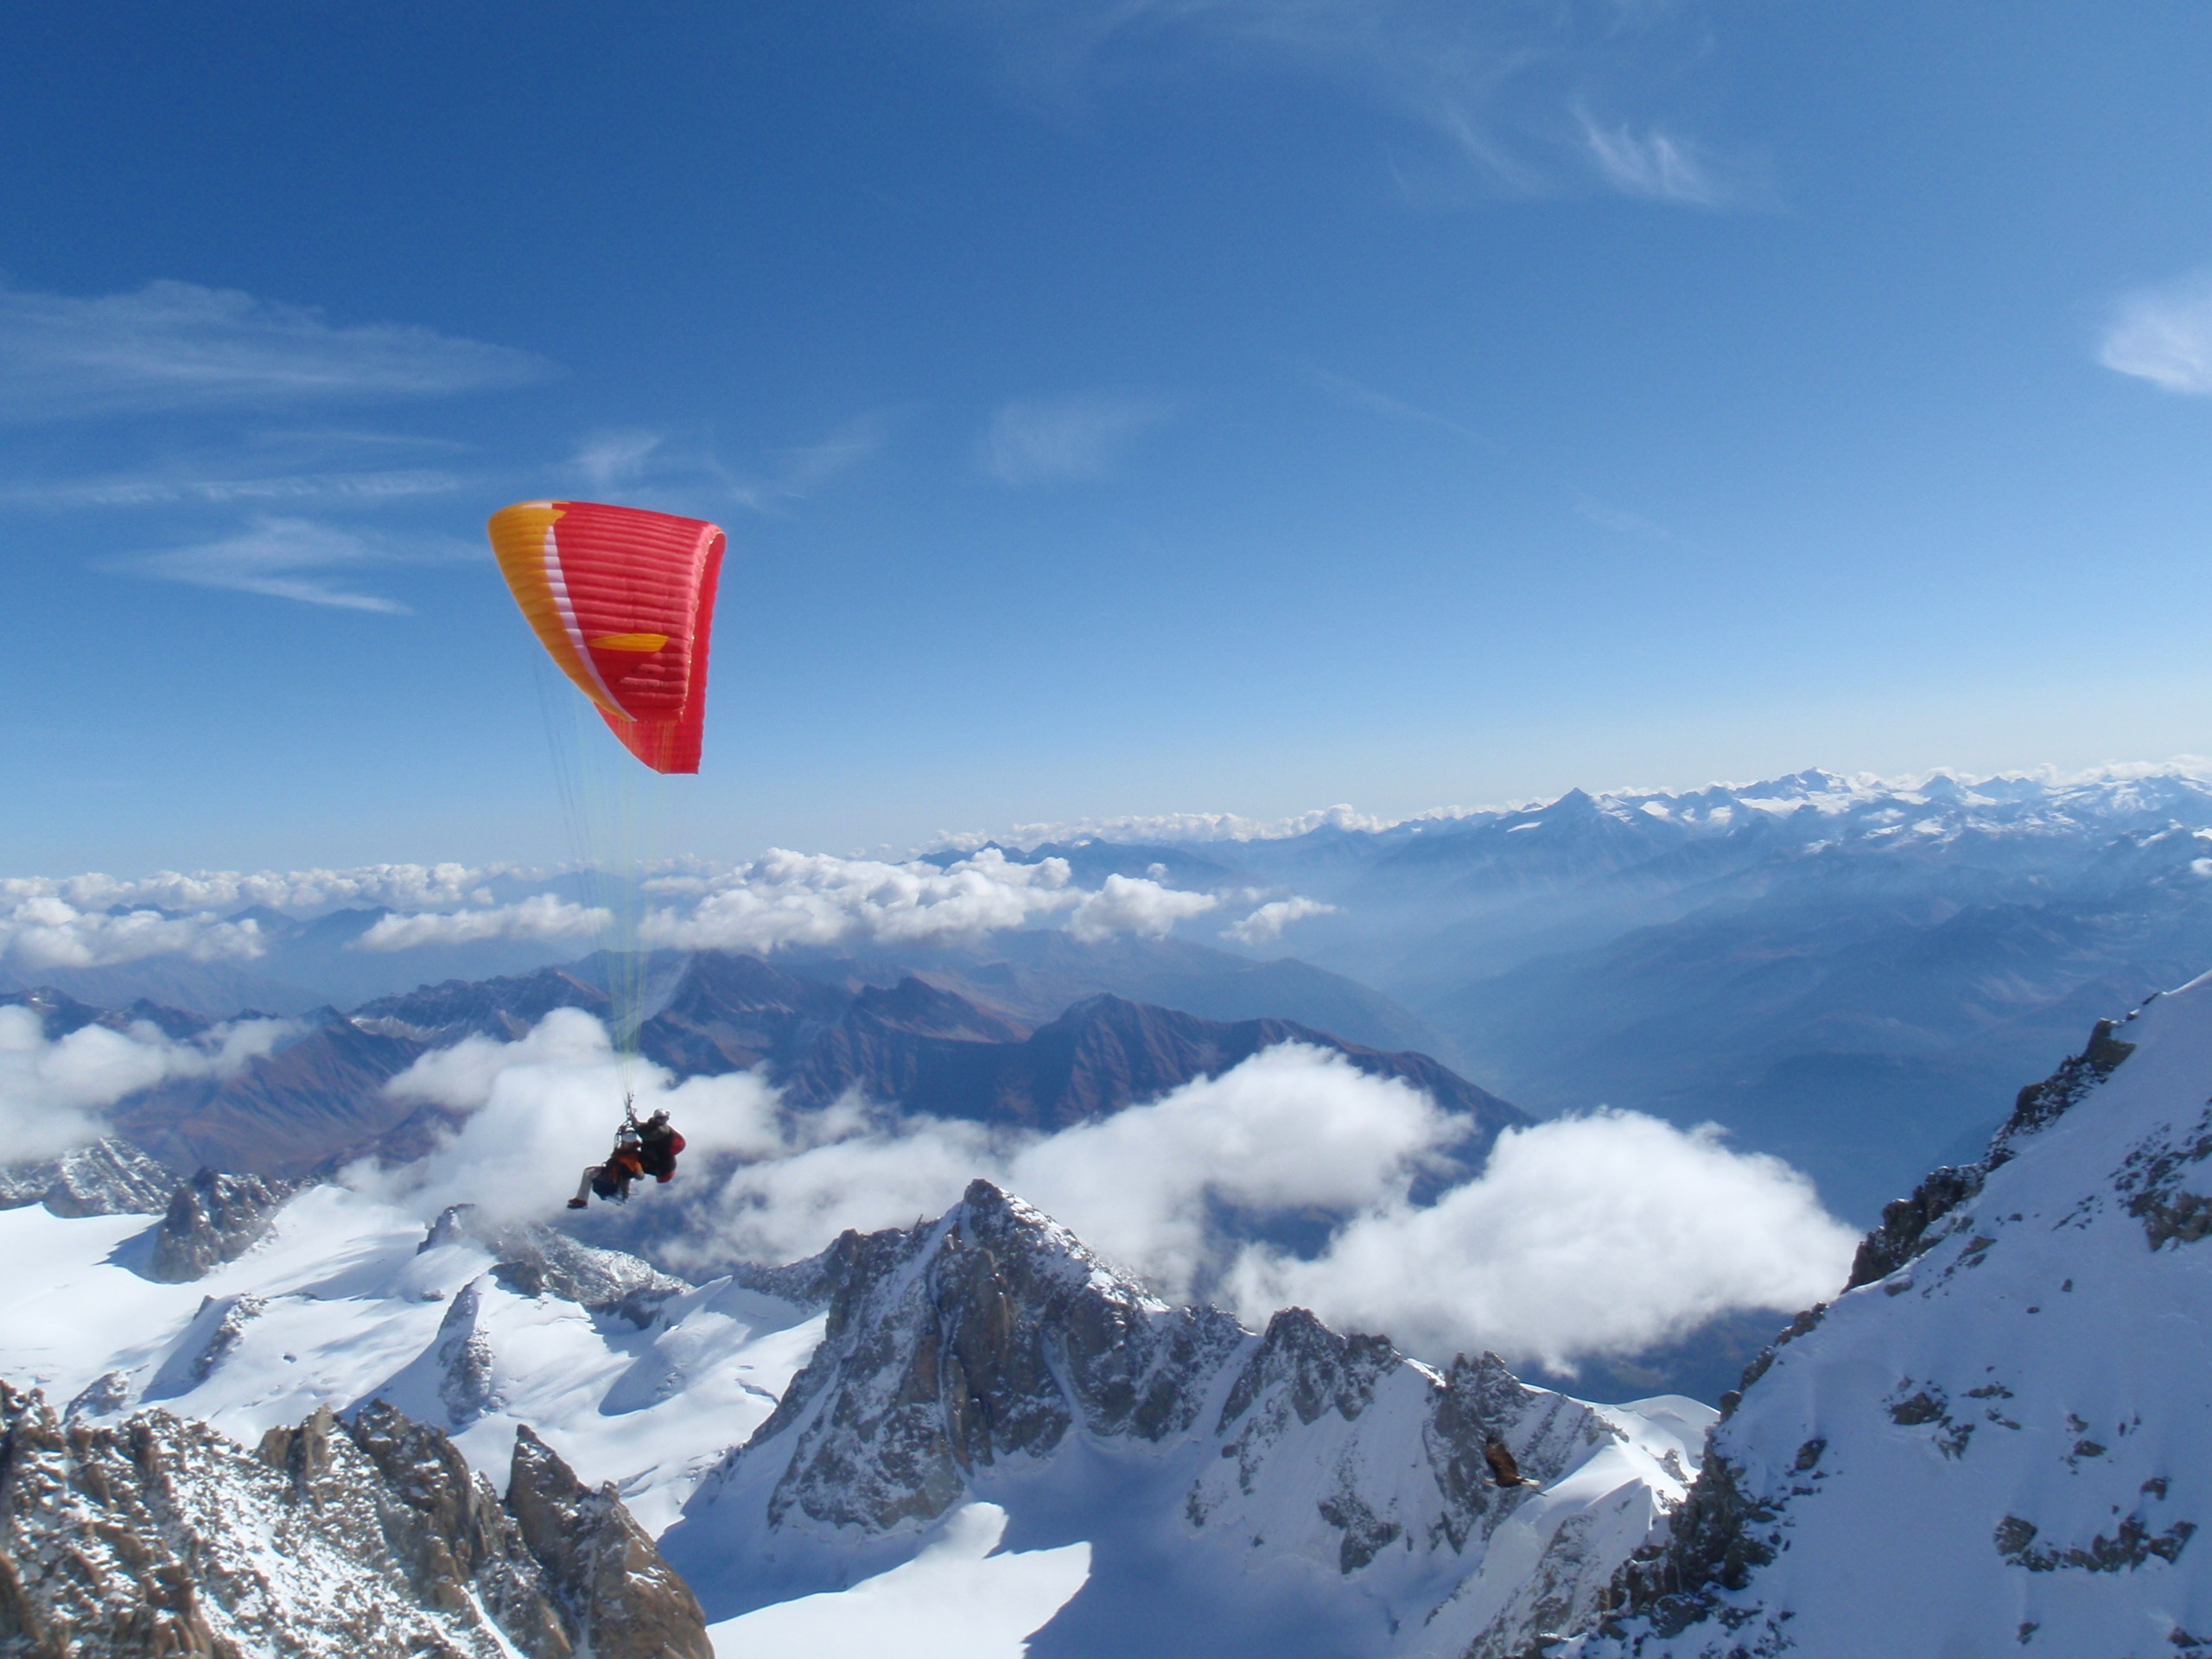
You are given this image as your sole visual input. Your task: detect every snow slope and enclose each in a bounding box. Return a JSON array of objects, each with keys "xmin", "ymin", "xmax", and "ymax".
[
  {"xmin": 705, "ymin": 1503, "xmax": 1091, "ymax": 1659},
  {"xmin": 0, "ymin": 1185, "xmax": 820, "ymax": 1535},
  {"xmin": 1574, "ymin": 979, "xmax": 2212, "ymax": 1658},
  {"xmin": 0, "ymin": 1175, "xmax": 1712, "ymax": 1659}
]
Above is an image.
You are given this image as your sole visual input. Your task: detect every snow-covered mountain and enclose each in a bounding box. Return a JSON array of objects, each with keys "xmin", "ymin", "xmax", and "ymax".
[
  {"xmin": 1567, "ymin": 982, "xmax": 2212, "ymax": 1657},
  {"xmin": 664, "ymin": 1179, "xmax": 1707, "ymax": 1659},
  {"xmin": 0, "ymin": 1169, "xmax": 1703, "ymax": 1659},
  {"xmin": 13, "ymin": 961, "xmax": 2211, "ymax": 1655}
]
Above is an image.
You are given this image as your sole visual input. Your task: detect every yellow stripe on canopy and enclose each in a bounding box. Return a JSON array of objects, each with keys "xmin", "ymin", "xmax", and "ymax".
[{"xmin": 487, "ymin": 501, "xmax": 621, "ymax": 716}]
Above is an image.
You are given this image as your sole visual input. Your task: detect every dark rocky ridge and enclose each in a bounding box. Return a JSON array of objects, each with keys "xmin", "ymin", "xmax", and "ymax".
[
  {"xmin": 422, "ymin": 1203, "xmax": 690, "ymax": 1328},
  {"xmin": 0, "ymin": 1139, "xmax": 174, "ymax": 1217},
  {"xmin": 139, "ymin": 1167, "xmax": 299, "ymax": 1283},
  {"xmin": 0, "ymin": 1385, "xmax": 709, "ymax": 1659}
]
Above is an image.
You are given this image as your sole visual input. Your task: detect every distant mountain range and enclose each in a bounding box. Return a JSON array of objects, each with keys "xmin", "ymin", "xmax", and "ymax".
[
  {"xmin": 980, "ymin": 768, "xmax": 2212, "ymax": 1218},
  {"xmin": 4, "ymin": 950, "xmax": 1520, "ymax": 1179},
  {"xmin": 20, "ymin": 765, "xmax": 2212, "ymax": 1223}
]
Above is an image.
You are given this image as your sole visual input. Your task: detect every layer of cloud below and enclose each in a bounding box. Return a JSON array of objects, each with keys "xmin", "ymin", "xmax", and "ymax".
[
  {"xmin": 1224, "ymin": 895, "xmax": 1337, "ymax": 944},
  {"xmin": 1, "ymin": 851, "xmax": 1291, "ymax": 968},
  {"xmin": 0, "ymin": 863, "xmax": 511, "ymax": 971},
  {"xmin": 0, "ymin": 896, "xmax": 267, "ymax": 972},
  {"xmin": 355, "ymin": 894, "xmax": 610, "ymax": 952},
  {"xmin": 0, "ymin": 1006, "xmax": 289, "ymax": 1163},
  {"xmin": 381, "ymin": 1016, "xmax": 1857, "ymax": 1369},
  {"xmin": 645, "ymin": 847, "xmax": 1229, "ymax": 952}
]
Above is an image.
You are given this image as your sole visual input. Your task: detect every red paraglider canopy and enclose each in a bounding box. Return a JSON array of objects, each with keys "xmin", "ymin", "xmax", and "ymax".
[{"xmin": 486, "ymin": 500, "xmax": 727, "ymax": 773}]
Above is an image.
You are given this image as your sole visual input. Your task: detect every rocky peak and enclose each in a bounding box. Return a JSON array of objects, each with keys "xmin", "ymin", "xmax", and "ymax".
[
  {"xmin": 0, "ymin": 1382, "xmax": 709, "ymax": 1659},
  {"xmin": 140, "ymin": 1166, "xmax": 299, "ymax": 1282},
  {"xmin": 1847, "ymin": 1013, "xmax": 2143, "ymax": 1292},
  {"xmin": 421, "ymin": 1203, "xmax": 689, "ymax": 1327},
  {"xmin": 667, "ymin": 1182, "xmax": 1701, "ymax": 1659},
  {"xmin": 505, "ymin": 1425, "xmax": 714, "ymax": 1659},
  {"xmin": 1216, "ymin": 1305, "xmax": 1398, "ymax": 1432},
  {"xmin": 0, "ymin": 1138, "xmax": 174, "ymax": 1217},
  {"xmin": 739, "ymin": 1178, "xmax": 1243, "ymax": 1533}
]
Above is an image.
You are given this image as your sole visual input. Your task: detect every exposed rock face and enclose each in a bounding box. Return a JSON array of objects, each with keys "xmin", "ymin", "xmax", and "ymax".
[
  {"xmin": 423, "ymin": 1204, "xmax": 690, "ymax": 1327},
  {"xmin": 1573, "ymin": 994, "xmax": 2210, "ymax": 1659},
  {"xmin": 141, "ymin": 1167, "xmax": 298, "ymax": 1282},
  {"xmin": 142, "ymin": 1294, "xmax": 268, "ymax": 1402},
  {"xmin": 1847, "ymin": 1016, "xmax": 2143, "ymax": 1293},
  {"xmin": 736, "ymin": 1179, "xmax": 1246, "ymax": 1533},
  {"xmin": 0, "ymin": 1138, "xmax": 175, "ymax": 1217},
  {"xmin": 505, "ymin": 1425, "xmax": 715, "ymax": 1659},
  {"xmin": 430, "ymin": 1279, "xmax": 502, "ymax": 1428},
  {"xmin": 668, "ymin": 1180, "xmax": 1697, "ymax": 1659},
  {"xmin": 0, "ymin": 1384, "xmax": 709, "ymax": 1659}
]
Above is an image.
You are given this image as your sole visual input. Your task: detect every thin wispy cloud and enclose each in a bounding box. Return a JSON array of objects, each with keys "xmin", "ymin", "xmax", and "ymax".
[
  {"xmin": 1577, "ymin": 113, "xmax": 1738, "ymax": 209},
  {"xmin": 979, "ymin": 391, "xmax": 1177, "ymax": 485},
  {"xmin": 1305, "ymin": 365, "xmax": 1496, "ymax": 448},
  {"xmin": 0, "ymin": 279, "xmax": 556, "ymax": 422},
  {"xmin": 0, "ymin": 467, "xmax": 463, "ymax": 511},
  {"xmin": 1574, "ymin": 497, "xmax": 1692, "ymax": 547},
  {"xmin": 733, "ymin": 411, "xmax": 892, "ymax": 511},
  {"xmin": 565, "ymin": 412, "xmax": 890, "ymax": 513},
  {"xmin": 102, "ymin": 515, "xmax": 477, "ymax": 613},
  {"xmin": 956, "ymin": 0, "xmax": 1752, "ymax": 207},
  {"xmin": 0, "ymin": 426, "xmax": 474, "ymax": 513},
  {"xmin": 573, "ymin": 429, "xmax": 668, "ymax": 493},
  {"xmin": 2099, "ymin": 270, "xmax": 2212, "ymax": 395}
]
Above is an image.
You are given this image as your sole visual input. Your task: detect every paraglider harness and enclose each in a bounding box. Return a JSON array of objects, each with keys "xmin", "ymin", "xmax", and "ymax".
[{"xmin": 584, "ymin": 1096, "xmax": 684, "ymax": 1204}]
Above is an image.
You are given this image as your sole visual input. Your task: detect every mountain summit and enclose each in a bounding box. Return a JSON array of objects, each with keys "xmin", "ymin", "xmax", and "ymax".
[{"xmin": 664, "ymin": 1179, "xmax": 1706, "ymax": 1659}]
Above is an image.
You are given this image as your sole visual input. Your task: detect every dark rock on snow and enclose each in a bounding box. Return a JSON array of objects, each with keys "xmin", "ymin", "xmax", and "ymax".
[
  {"xmin": 141, "ymin": 1167, "xmax": 298, "ymax": 1283},
  {"xmin": 0, "ymin": 1382, "xmax": 709, "ymax": 1659},
  {"xmin": 0, "ymin": 1138, "xmax": 175, "ymax": 1217}
]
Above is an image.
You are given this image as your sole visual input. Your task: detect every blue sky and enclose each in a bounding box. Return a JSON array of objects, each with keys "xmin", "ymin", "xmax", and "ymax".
[{"xmin": 5, "ymin": 0, "xmax": 2212, "ymax": 874}]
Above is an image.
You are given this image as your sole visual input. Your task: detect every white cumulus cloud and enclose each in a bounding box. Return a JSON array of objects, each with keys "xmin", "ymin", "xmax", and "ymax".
[
  {"xmin": 0, "ymin": 1005, "xmax": 289, "ymax": 1162},
  {"xmin": 2100, "ymin": 270, "xmax": 2212, "ymax": 395},
  {"xmin": 9, "ymin": 861, "xmax": 503, "ymax": 917},
  {"xmin": 382, "ymin": 1018, "xmax": 1854, "ymax": 1370},
  {"xmin": 1224, "ymin": 1109, "xmax": 1859, "ymax": 1371},
  {"xmin": 374, "ymin": 1007, "xmax": 792, "ymax": 1226},
  {"xmin": 643, "ymin": 847, "xmax": 1082, "ymax": 952},
  {"xmin": 1066, "ymin": 874, "xmax": 1219, "ymax": 943},
  {"xmin": 354, "ymin": 894, "xmax": 610, "ymax": 952},
  {"xmin": 1224, "ymin": 895, "xmax": 1337, "ymax": 944},
  {"xmin": 0, "ymin": 894, "xmax": 267, "ymax": 971}
]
